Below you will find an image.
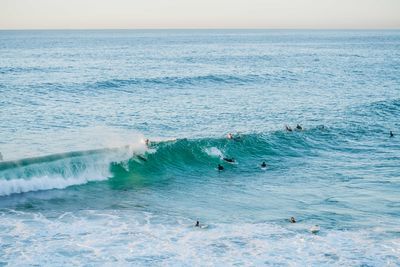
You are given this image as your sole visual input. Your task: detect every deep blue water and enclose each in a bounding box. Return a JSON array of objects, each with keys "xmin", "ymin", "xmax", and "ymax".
[{"xmin": 0, "ymin": 30, "xmax": 399, "ymax": 266}]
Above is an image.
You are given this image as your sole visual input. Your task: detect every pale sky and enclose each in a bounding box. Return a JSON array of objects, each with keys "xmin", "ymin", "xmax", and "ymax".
[{"xmin": 0, "ymin": 0, "xmax": 399, "ymax": 29}]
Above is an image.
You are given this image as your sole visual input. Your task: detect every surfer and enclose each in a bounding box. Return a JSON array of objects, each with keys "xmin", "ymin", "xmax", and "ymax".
[
  {"xmin": 290, "ymin": 217, "xmax": 296, "ymax": 223},
  {"xmin": 227, "ymin": 132, "xmax": 242, "ymax": 141},
  {"xmin": 145, "ymin": 139, "xmax": 150, "ymax": 146},
  {"xmin": 296, "ymin": 124, "xmax": 303, "ymax": 130},
  {"xmin": 217, "ymin": 164, "xmax": 224, "ymax": 171},
  {"xmin": 261, "ymin": 161, "xmax": 267, "ymax": 168},
  {"xmin": 137, "ymin": 155, "xmax": 147, "ymax": 162},
  {"xmin": 195, "ymin": 221, "xmax": 200, "ymax": 227},
  {"xmin": 223, "ymin": 157, "xmax": 235, "ymax": 163},
  {"xmin": 310, "ymin": 225, "xmax": 320, "ymax": 234},
  {"xmin": 285, "ymin": 125, "xmax": 293, "ymax": 132},
  {"xmin": 390, "ymin": 131, "xmax": 394, "ymax": 137}
]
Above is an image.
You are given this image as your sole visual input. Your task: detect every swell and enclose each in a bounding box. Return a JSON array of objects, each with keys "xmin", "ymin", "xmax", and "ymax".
[
  {"xmin": 91, "ymin": 74, "xmax": 264, "ymax": 89},
  {"xmin": 27, "ymin": 72, "xmax": 297, "ymax": 92},
  {"xmin": 350, "ymin": 98, "xmax": 400, "ymax": 119},
  {"xmin": 363, "ymin": 98, "xmax": 400, "ymax": 118},
  {"xmin": 0, "ymin": 127, "xmax": 332, "ymax": 196},
  {"xmin": 0, "ymin": 66, "xmax": 63, "ymax": 74},
  {"xmin": 342, "ymin": 98, "xmax": 400, "ymax": 137}
]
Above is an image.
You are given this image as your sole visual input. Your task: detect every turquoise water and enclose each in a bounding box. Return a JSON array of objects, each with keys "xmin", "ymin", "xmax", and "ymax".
[{"xmin": 0, "ymin": 30, "xmax": 399, "ymax": 266}]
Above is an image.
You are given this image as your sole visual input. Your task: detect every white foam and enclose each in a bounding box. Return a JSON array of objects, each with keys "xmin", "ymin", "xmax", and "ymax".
[
  {"xmin": 0, "ymin": 139, "xmax": 149, "ymax": 196},
  {"xmin": 0, "ymin": 210, "xmax": 399, "ymax": 266},
  {"xmin": 0, "ymin": 174, "xmax": 107, "ymax": 196},
  {"xmin": 204, "ymin": 147, "xmax": 224, "ymax": 159}
]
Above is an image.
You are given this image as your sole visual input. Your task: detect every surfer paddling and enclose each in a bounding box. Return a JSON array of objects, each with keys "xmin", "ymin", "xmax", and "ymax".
[
  {"xmin": 390, "ymin": 131, "xmax": 394, "ymax": 137},
  {"xmin": 137, "ymin": 155, "xmax": 147, "ymax": 162},
  {"xmin": 227, "ymin": 133, "xmax": 241, "ymax": 141},
  {"xmin": 285, "ymin": 125, "xmax": 293, "ymax": 132},
  {"xmin": 286, "ymin": 124, "xmax": 303, "ymax": 132},
  {"xmin": 217, "ymin": 164, "xmax": 224, "ymax": 171}
]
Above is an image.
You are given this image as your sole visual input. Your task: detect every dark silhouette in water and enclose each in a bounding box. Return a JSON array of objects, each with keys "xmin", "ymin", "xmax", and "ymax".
[
  {"xmin": 311, "ymin": 225, "xmax": 320, "ymax": 234},
  {"xmin": 223, "ymin": 157, "xmax": 235, "ymax": 163},
  {"xmin": 195, "ymin": 221, "xmax": 200, "ymax": 227},
  {"xmin": 290, "ymin": 217, "xmax": 296, "ymax": 223},
  {"xmin": 145, "ymin": 139, "xmax": 150, "ymax": 147},
  {"xmin": 390, "ymin": 131, "xmax": 394, "ymax": 137},
  {"xmin": 137, "ymin": 155, "xmax": 147, "ymax": 162},
  {"xmin": 296, "ymin": 124, "xmax": 303, "ymax": 130},
  {"xmin": 261, "ymin": 162, "xmax": 267, "ymax": 168},
  {"xmin": 285, "ymin": 125, "xmax": 293, "ymax": 132},
  {"xmin": 217, "ymin": 164, "xmax": 224, "ymax": 171},
  {"xmin": 227, "ymin": 133, "xmax": 241, "ymax": 141}
]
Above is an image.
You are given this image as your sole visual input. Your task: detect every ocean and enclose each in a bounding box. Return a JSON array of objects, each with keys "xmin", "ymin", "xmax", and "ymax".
[{"xmin": 0, "ymin": 30, "xmax": 399, "ymax": 266}]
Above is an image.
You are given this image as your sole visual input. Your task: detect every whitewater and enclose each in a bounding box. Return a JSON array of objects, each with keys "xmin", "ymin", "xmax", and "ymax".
[{"xmin": 0, "ymin": 30, "xmax": 399, "ymax": 266}]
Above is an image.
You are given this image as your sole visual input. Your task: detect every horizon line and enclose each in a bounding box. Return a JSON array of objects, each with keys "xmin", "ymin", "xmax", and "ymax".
[{"xmin": 1, "ymin": 27, "xmax": 400, "ymax": 31}]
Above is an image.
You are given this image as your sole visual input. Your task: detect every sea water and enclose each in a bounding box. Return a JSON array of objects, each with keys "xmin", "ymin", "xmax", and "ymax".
[{"xmin": 0, "ymin": 30, "xmax": 399, "ymax": 266}]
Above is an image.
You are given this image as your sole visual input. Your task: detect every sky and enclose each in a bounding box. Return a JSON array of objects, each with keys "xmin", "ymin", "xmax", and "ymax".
[{"xmin": 0, "ymin": 0, "xmax": 399, "ymax": 29}]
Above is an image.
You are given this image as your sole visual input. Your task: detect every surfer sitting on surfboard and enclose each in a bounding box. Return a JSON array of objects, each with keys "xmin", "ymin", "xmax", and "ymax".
[{"xmin": 261, "ymin": 162, "xmax": 267, "ymax": 168}]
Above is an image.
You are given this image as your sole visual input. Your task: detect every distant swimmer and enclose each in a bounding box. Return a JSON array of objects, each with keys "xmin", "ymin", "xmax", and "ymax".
[
  {"xmin": 290, "ymin": 217, "xmax": 296, "ymax": 223},
  {"xmin": 194, "ymin": 220, "xmax": 208, "ymax": 229},
  {"xmin": 227, "ymin": 133, "xmax": 234, "ymax": 139},
  {"xmin": 296, "ymin": 124, "xmax": 303, "ymax": 130},
  {"xmin": 261, "ymin": 161, "xmax": 267, "ymax": 168},
  {"xmin": 310, "ymin": 225, "xmax": 320, "ymax": 234},
  {"xmin": 217, "ymin": 164, "xmax": 224, "ymax": 171},
  {"xmin": 285, "ymin": 125, "xmax": 293, "ymax": 132},
  {"xmin": 223, "ymin": 157, "xmax": 235, "ymax": 163},
  {"xmin": 390, "ymin": 131, "xmax": 394, "ymax": 137},
  {"xmin": 145, "ymin": 139, "xmax": 150, "ymax": 146}
]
